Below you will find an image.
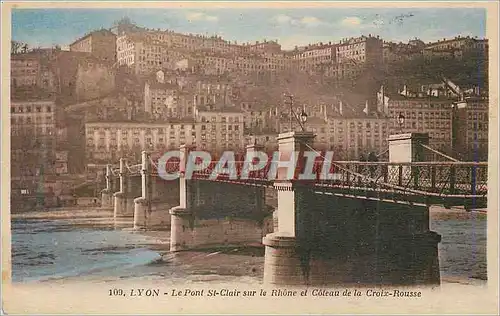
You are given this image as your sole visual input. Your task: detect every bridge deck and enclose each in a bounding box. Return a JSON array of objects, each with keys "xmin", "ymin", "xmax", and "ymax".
[{"xmin": 111, "ymin": 160, "xmax": 488, "ymax": 208}]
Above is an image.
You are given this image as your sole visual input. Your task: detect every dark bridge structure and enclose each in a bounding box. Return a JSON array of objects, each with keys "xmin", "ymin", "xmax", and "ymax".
[{"xmin": 100, "ymin": 132, "xmax": 488, "ymax": 286}]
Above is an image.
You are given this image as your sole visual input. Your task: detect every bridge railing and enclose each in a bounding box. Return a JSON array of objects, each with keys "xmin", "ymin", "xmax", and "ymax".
[
  {"xmin": 115, "ymin": 155, "xmax": 488, "ymax": 199},
  {"xmin": 188, "ymin": 160, "xmax": 273, "ymax": 183}
]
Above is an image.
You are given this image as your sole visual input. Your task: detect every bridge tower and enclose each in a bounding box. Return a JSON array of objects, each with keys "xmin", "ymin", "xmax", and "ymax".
[
  {"xmin": 113, "ymin": 158, "xmax": 127, "ymax": 217},
  {"xmin": 100, "ymin": 164, "xmax": 114, "ymax": 208},
  {"xmin": 262, "ymin": 131, "xmax": 441, "ymax": 286},
  {"xmin": 134, "ymin": 151, "xmax": 152, "ymax": 230},
  {"xmin": 262, "ymin": 131, "xmax": 317, "ymax": 285}
]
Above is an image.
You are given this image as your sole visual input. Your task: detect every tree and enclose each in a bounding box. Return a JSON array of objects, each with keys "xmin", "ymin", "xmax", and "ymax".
[{"xmin": 11, "ymin": 41, "xmax": 22, "ymax": 54}]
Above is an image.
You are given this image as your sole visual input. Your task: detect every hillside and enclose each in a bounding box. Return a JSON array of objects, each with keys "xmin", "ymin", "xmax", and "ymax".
[{"xmin": 382, "ymin": 53, "xmax": 488, "ymax": 93}]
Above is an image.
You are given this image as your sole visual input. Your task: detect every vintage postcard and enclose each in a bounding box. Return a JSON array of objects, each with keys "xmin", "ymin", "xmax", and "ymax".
[{"xmin": 1, "ymin": 1, "xmax": 498, "ymax": 314}]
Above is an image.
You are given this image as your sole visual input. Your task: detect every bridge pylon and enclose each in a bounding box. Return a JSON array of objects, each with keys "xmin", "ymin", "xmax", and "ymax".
[
  {"xmin": 262, "ymin": 132, "xmax": 442, "ymax": 286},
  {"xmin": 134, "ymin": 151, "xmax": 152, "ymax": 230},
  {"xmin": 100, "ymin": 164, "xmax": 114, "ymax": 208}
]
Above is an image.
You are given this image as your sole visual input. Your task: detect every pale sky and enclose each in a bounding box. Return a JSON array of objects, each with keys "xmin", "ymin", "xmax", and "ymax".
[{"xmin": 12, "ymin": 7, "xmax": 486, "ymax": 50}]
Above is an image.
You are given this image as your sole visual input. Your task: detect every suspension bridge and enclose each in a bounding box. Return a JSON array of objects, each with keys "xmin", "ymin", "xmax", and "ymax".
[{"xmin": 98, "ymin": 132, "xmax": 487, "ymax": 286}]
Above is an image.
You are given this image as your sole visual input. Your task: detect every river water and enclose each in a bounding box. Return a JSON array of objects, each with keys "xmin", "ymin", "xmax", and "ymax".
[{"xmin": 11, "ymin": 211, "xmax": 487, "ymax": 284}]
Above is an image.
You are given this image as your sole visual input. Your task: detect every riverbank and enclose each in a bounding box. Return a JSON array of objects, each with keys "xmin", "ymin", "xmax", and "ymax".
[
  {"xmin": 11, "ymin": 204, "xmax": 487, "ymax": 220},
  {"xmin": 11, "ymin": 206, "xmax": 114, "ymax": 220}
]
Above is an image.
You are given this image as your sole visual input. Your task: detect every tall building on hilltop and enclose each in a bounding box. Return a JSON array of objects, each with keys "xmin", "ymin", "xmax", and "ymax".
[{"xmin": 423, "ymin": 36, "xmax": 488, "ymax": 60}]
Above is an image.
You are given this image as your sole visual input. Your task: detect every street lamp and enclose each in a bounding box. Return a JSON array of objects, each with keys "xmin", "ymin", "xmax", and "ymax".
[
  {"xmin": 283, "ymin": 93, "xmax": 309, "ymax": 132},
  {"xmin": 283, "ymin": 93, "xmax": 294, "ymax": 130},
  {"xmin": 300, "ymin": 109, "xmax": 308, "ymax": 125},
  {"xmin": 398, "ymin": 113, "xmax": 405, "ymax": 133}
]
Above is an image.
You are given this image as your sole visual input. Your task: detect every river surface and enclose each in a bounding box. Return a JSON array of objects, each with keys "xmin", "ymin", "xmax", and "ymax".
[{"xmin": 11, "ymin": 211, "xmax": 487, "ymax": 284}]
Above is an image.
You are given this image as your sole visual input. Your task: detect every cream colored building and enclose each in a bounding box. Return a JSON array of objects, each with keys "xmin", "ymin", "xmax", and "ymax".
[
  {"xmin": 329, "ymin": 116, "xmax": 389, "ymax": 159},
  {"xmin": 336, "ymin": 35, "xmax": 383, "ymax": 65},
  {"xmin": 194, "ymin": 106, "xmax": 245, "ymax": 153},
  {"xmin": 85, "ymin": 120, "xmax": 202, "ymax": 162},
  {"xmin": 292, "ymin": 43, "xmax": 336, "ymax": 73},
  {"xmin": 11, "ymin": 99, "xmax": 56, "ymax": 138}
]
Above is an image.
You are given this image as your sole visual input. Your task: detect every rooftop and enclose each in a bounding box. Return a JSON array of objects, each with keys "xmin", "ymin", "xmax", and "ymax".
[
  {"xmin": 386, "ymin": 93, "xmax": 456, "ymax": 102},
  {"xmin": 11, "ymin": 88, "xmax": 56, "ymax": 102},
  {"xmin": 196, "ymin": 105, "xmax": 242, "ymax": 113},
  {"xmin": 70, "ymin": 28, "xmax": 116, "ymax": 46}
]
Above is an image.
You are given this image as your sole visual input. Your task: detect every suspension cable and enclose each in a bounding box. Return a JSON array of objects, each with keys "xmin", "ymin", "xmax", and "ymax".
[
  {"xmin": 376, "ymin": 148, "xmax": 389, "ymax": 158},
  {"xmin": 421, "ymin": 144, "xmax": 460, "ymax": 162},
  {"xmin": 299, "ymin": 140, "xmax": 461, "ymax": 197}
]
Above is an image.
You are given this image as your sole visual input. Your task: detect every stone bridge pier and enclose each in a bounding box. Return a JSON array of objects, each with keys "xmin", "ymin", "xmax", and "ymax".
[
  {"xmin": 169, "ymin": 144, "xmax": 273, "ymax": 251},
  {"xmin": 133, "ymin": 151, "xmax": 180, "ymax": 230},
  {"xmin": 113, "ymin": 158, "xmax": 141, "ymax": 218},
  {"xmin": 262, "ymin": 132, "xmax": 441, "ymax": 286}
]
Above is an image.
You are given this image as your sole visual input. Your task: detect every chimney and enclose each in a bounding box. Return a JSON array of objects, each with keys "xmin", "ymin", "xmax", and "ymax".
[
  {"xmin": 127, "ymin": 107, "xmax": 133, "ymax": 120},
  {"xmin": 339, "ymin": 100, "xmax": 343, "ymax": 116},
  {"xmin": 363, "ymin": 100, "xmax": 369, "ymax": 115}
]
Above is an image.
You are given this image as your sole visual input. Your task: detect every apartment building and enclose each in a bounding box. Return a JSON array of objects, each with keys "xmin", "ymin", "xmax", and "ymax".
[
  {"xmin": 11, "ymin": 51, "xmax": 56, "ymax": 91},
  {"xmin": 272, "ymin": 112, "xmax": 388, "ymax": 159},
  {"xmin": 11, "ymin": 53, "xmax": 40, "ymax": 87},
  {"xmin": 70, "ymin": 29, "xmax": 116, "ymax": 63},
  {"xmin": 144, "ymin": 80, "xmax": 179, "ymax": 117},
  {"xmin": 336, "ymin": 35, "xmax": 383, "ymax": 65},
  {"xmin": 11, "ymin": 99, "xmax": 56, "ymax": 138},
  {"xmin": 452, "ymin": 97, "xmax": 489, "ymax": 160},
  {"xmin": 194, "ymin": 105, "xmax": 245, "ymax": 153},
  {"xmin": 378, "ymin": 87, "xmax": 454, "ymax": 152},
  {"xmin": 116, "ymin": 28, "xmax": 388, "ymax": 79},
  {"xmin": 246, "ymin": 40, "xmax": 282, "ymax": 54},
  {"xmin": 292, "ymin": 43, "xmax": 336, "ymax": 73},
  {"xmin": 85, "ymin": 120, "xmax": 201, "ymax": 162},
  {"xmin": 11, "ymin": 97, "xmax": 58, "ymax": 176},
  {"xmin": 423, "ymin": 36, "xmax": 488, "ymax": 60}
]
